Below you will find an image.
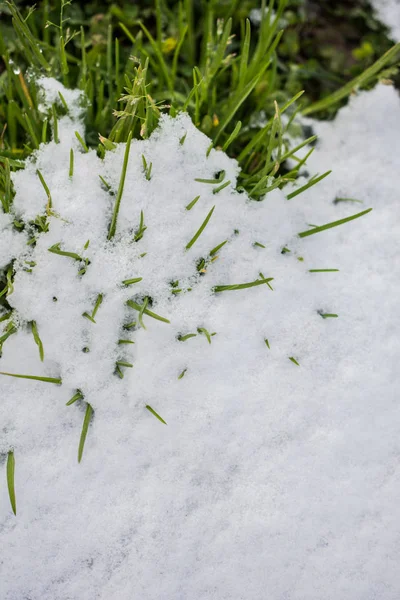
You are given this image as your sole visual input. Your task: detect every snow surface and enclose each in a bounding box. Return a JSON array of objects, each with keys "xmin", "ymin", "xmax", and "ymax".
[
  {"xmin": 1, "ymin": 78, "xmax": 400, "ymax": 599},
  {"xmin": 371, "ymin": 0, "xmax": 400, "ymax": 41}
]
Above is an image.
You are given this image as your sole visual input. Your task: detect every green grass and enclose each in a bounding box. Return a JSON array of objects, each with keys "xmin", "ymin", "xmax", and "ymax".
[{"xmin": 0, "ymin": 0, "xmax": 398, "ymax": 203}]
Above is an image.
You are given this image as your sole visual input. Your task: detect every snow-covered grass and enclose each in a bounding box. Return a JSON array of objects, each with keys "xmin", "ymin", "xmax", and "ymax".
[
  {"xmin": 1, "ymin": 1, "xmax": 400, "ymax": 598},
  {"xmin": 2, "ymin": 71, "xmax": 400, "ymax": 598}
]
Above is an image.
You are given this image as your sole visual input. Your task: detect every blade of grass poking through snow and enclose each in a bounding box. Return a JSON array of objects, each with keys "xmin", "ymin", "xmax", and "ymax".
[
  {"xmin": 7, "ymin": 450, "xmax": 16, "ymax": 516},
  {"xmin": 66, "ymin": 390, "xmax": 84, "ymax": 406},
  {"xmin": 197, "ymin": 327, "xmax": 212, "ymax": 344},
  {"xmin": 195, "ymin": 171, "xmax": 225, "ymax": 184},
  {"xmin": 333, "ymin": 197, "xmax": 363, "ymax": 204},
  {"xmin": 58, "ymin": 92, "xmax": 68, "ymax": 112},
  {"xmin": 48, "ymin": 243, "xmax": 83, "ymax": 261},
  {"xmin": 78, "ymin": 403, "xmax": 93, "ymax": 463},
  {"xmin": 209, "ymin": 240, "xmax": 227, "ymax": 257},
  {"xmin": 303, "ymin": 43, "xmax": 400, "ymax": 115},
  {"xmin": 42, "ymin": 119, "xmax": 48, "ymax": 144},
  {"xmin": 309, "ymin": 269, "xmax": 339, "ymax": 273},
  {"xmin": 265, "ymin": 339, "xmax": 270, "ymax": 349},
  {"xmin": 186, "ymin": 195, "xmax": 200, "ymax": 210},
  {"xmin": 146, "ymin": 405, "xmax": 167, "ymax": 424},
  {"xmin": 178, "ymin": 333, "xmax": 197, "ymax": 341},
  {"xmin": 0, "ymin": 372, "xmax": 62, "ymax": 384},
  {"xmin": 127, "ymin": 300, "xmax": 170, "ymax": 324},
  {"xmin": 31, "ymin": 321, "xmax": 44, "ymax": 361},
  {"xmin": 178, "ymin": 368, "xmax": 187, "ymax": 380},
  {"xmin": 186, "ymin": 206, "xmax": 215, "ymax": 250},
  {"xmin": 213, "ymin": 180, "xmax": 231, "ymax": 194},
  {"xmin": 319, "ymin": 313, "xmax": 339, "ymax": 319},
  {"xmin": 134, "ymin": 211, "xmax": 146, "ymax": 242},
  {"xmin": 69, "ymin": 149, "xmax": 74, "ymax": 178},
  {"xmin": 91, "ymin": 294, "xmax": 103, "ymax": 320},
  {"xmin": 36, "ymin": 169, "xmax": 52, "ymax": 212},
  {"xmin": 52, "ymin": 105, "xmax": 59, "ymax": 144},
  {"xmin": 99, "ymin": 175, "xmax": 111, "ymax": 191},
  {"xmin": 75, "ymin": 131, "xmax": 88, "ymax": 153},
  {"xmin": 289, "ymin": 357, "xmax": 300, "ymax": 366},
  {"xmin": 122, "ymin": 278, "xmax": 142, "ymax": 286},
  {"xmin": 298, "ymin": 208, "xmax": 372, "ymax": 238},
  {"xmin": 287, "ymin": 171, "xmax": 331, "ymax": 200},
  {"xmin": 213, "ymin": 277, "xmax": 273, "ymax": 293},
  {"xmin": 108, "ymin": 132, "xmax": 132, "ymax": 240},
  {"xmin": 138, "ymin": 297, "xmax": 149, "ymax": 329}
]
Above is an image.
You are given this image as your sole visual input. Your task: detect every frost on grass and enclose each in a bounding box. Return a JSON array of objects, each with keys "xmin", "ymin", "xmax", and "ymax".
[{"xmin": 1, "ymin": 80, "xmax": 400, "ymax": 600}]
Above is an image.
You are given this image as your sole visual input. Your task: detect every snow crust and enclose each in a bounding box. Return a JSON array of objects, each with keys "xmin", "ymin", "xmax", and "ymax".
[{"xmin": 1, "ymin": 78, "xmax": 400, "ymax": 599}]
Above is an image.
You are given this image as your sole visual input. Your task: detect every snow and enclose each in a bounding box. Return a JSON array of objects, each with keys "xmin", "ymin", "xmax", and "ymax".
[
  {"xmin": 371, "ymin": 0, "xmax": 400, "ymax": 41},
  {"xmin": 1, "ymin": 75, "xmax": 400, "ymax": 599}
]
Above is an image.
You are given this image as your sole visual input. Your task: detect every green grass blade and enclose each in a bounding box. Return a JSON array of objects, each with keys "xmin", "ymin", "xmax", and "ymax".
[
  {"xmin": 287, "ymin": 171, "xmax": 331, "ymax": 200},
  {"xmin": 186, "ymin": 195, "xmax": 200, "ymax": 210},
  {"xmin": 69, "ymin": 149, "xmax": 74, "ymax": 178},
  {"xmin": 222, "ymin": 121, "xmax": 242, "ymax": 152},
  {"xmin": 146, "ymin": 405, "xmax": 167, "ymax": 424},
  {"xmin": 289, "ymin": 356, "xmax": 300, "ymax": 366},
  {"xmin": 186, "ymin": 206, "xmax": 215, "ymax": 250},
  {"xmin": 213, "ymin": 277, "xmax": 273, "ymax": 292},
  {"xmin": 48, "ymin": 243, "xmax": 83, "ymax": 261},
  {"xmin": 78, "ymin": 403, "xmax": 93, "ymax": 463},
  {"xmin": 138, "ymin": 22, "xmax": 173, "ymax": 92},
  {"xmin": 122, "ymin": 278, "xmax": 143, "ymax": 286},
  {"xmin": 239, "ymin": 19, "xmax": 251, "ymax": 89},
  {"xmin": 0, "ymin": 372, "xmax": 62, "ymax": 384},
  {"xmin": 309, "ymin": 269, "xmax": 339, "ymax": 273},
  {"xmin": 298, "ymin": 208, "xmax": 372, "ymax": 238},
  {"xmin": 31, "ymin": 321, "xmax": 44, "ymax": 361},
  {"xmin": 195, "ymin": 171, "xmax": 225, "ymax": 184},
  {"xmin": 303, "ymin": 43, "xmax": 400, "ymax": 115},
  {"xmin": 7, "ymin": 450, "xmax": 16, "ymax": 516},
  {"xmin": 127, "ymin": 300, "xmax": 170, "ymax": 324},
  {"xmin": 108, "ymin": 131, "xmax": 132, "ymax": 240},
  {"xmin": 197, "ymin": 327, "xmax": 211, "ymax": 344},
  {"xmin": 66, "ymin": 390, "xmax": 84, "ymax": 406},
  {"xmin": 36, "ymin": 169, "xmax": 52, "ymax": 210},
  {"xmin": 75, "ymin": 131, "xmax": 88, "ymax": 153}
]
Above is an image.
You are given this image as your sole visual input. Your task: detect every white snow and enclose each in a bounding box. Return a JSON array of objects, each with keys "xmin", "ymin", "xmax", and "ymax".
[
  {"xmin": 371, "ymin": 0, "xmax": 400, "ymax": 41},
  {"xmin": 1, "ymin": 76, "xmax": 400, "ymax": 600}
]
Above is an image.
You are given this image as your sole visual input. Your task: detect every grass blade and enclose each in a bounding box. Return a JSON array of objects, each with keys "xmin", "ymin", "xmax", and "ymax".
[
  {"xmin": 0, "ymin": 372, "xmax": 62, "ymax": 384},
  {"xmin": 146, "ymin": 405, "xmax": 167, "ymax": 424},
  {"xmin": 78, "ymin": 403, "xmax": 93, "ymax": 463},
  {"xmin": 127, "ymin": 300, "xmax": 170, "ymax": 324},
  {"xmin": 7, "ymin": 450, "xmax": 16, "ymax": 516},
  {"xmin": 66, "ymin": 390, "xmax": 84, "ymax": 406},
  {"xmin": 31, "ymin": 321, "xmax": 44, "ymax": 361},
  {"xmin": 213, "ymin": 277, "xmax": 273, "ymax": 293},
  {"xmin": 108, "ymin": 131, "xmax": 132, "ymax": 240},
  {"xmin": 186, "ymin": 195, "xmax": 200, "ymax": 210},
  {"xmin": 303, "ymin": 43, "xmax": 400, "ymax": 115},
  {"xmin": 298, "ymin": 208, "xmax": 372, "ymax": 238},
  {"xmin": 186, "ymin": 206, "xmax": 215, "ymax": 250},
  {"xmin": 309, "ymin": 269, "xmax": 339, "ymax": 273},
  {"xmin": 287, "ymin": 171, "xmax": 331, "ymax": 200}
]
